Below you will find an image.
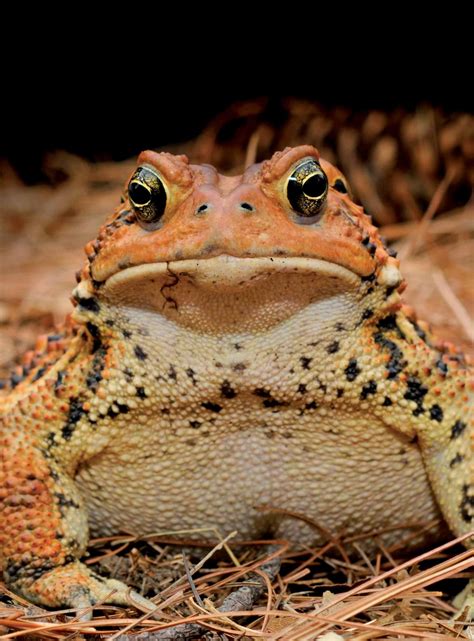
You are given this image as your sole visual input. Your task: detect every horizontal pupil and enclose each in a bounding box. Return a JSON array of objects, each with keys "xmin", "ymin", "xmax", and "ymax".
[
  {"xmin": 130, "ymin": 182, "xmax": 152, "ymax": 205},
  {"xmin": 302, "ymin": 173, "xmax": 326, "ymax": 198}
]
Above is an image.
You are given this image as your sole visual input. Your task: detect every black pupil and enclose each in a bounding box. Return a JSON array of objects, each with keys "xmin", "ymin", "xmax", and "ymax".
[
  {"xmin": 130, "ymin": 182, "xmax": 151, "ymax": 206},
  {"xmin": 303, "ymin": 173, "xmax": 326, "ymax": 198}
]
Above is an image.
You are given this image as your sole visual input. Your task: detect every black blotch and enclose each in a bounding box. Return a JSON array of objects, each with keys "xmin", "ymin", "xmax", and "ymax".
[
  {"xmin": 123, "ymin": 329, "xmax": 132, "ymax": 338},
  {"xmin": 168, "ymin": 365, "xmax": 177, "ymax": 381},
  {"xmin": 123, "ymin": 367, "xmax": 133, "ymax": 381},
  {"xmin": 134, "ymin": 345, "xmax": 148, "ymax": 361},
  {"xmin": 300, "ymin": 356, "xmax": 312, "ymax": 370},
  {"xmin": 451, "ymin": 420, "xmax": 467, "ymax": 440},
  {"xmin": 105, "ymin": 319, "xmax": 114, "ymax": 327},
  {"xmin": 361, "ymin": 236, "xmax": 377, "ymax": 257},
  {"xmin": 10, "ymin": 373, "xmax": 23, "ymax": 388},
  {"xmin": 263, "ymin": 397, "xmax": 286, "ymax": 408},
  {"xmin": 382, "ymin": 396, "xmax": 393, "ymax": 406},
  {"xmin": 46, "ymin": 432, "xmax": 56, "ymax": 448},
  {"xmin": 253, "ymin": 387, "xmax": 271, "ymax": 398},
  {"xmin": 362, "ymin": 309, "xmax": 374, "ymax": 320},
  {"xmin": 333, "ymin": 178, "xmax": 348, "ymax": 193},
  {"xmin": 62, "ymin": 398, "xmax": 86, "ymax": 440},
  {"xmin": 385, "ymin": 284, "xmax": 398, "ymax": 298},
  {"xmin": 326, "ymin": 341, "xmax": 339, "ymax": 354},
  {"xmin": 377, "ymin": 314, "xmax": 405, "ymax": 338},
  {"xmin": 344, "ymin": 359, "xmax": 361, "ymax": 382},
  {"xmin": 107, "ymin": 402, "xmax": 130, "ymax": 418},
  {"xmin": 234, "ymin": 343, "xmax": 243, "ymax": 351},
  {"xmin": 201, "ymin": 401, "xmax": 222, "ymax": 413},
  {"xmin": 55, "ymin": 493, "xmax": 80, "ymax": 509},
  {"xmin": 449, "ymin": 453, "xmax": 463, "ymax": 467},
  {"xmin": 75, "ymin": 295, "xmax": 100, "ymax": 313},
  {"xmin": 305, "ymin": 400, "xmax": 318, "ymax": 410},
  {"xmin": 373, "ymin": 332, "xmax": 407, "ymax": 379},
  {"xmin": 361, "ymin": 271, "xmax": 376, "ymax": 283},
  {"xmin": 221, "ymin": 380, "xmax": 237, "ymax": 399},
  {"xmin": 86, "ymin": 322, "xmax": 102, "ymax": 352},
  {"xmin": 412, "ymin": 320, "xmax": 431, "ymax": 345},
  {"xmin": 335, "ymin": 322, "xmax": 345, "ymax": 332},
  {"xmin": 136, "ymin": 386, "xmax": 147, "ymax": 399},
  {"xmin": 233, "ymin": 362, "xmax": 247, "ymax": 372},
  {"xmin": 460, "ymin": 484, "xmax": 473, "ymax": 523},
  {"xmin": 32, "ymin": 367, "xmax": 46, "ymax": 382},
  {"xmin": 336, "ymin": 388, "xmax": 344, "ymax": 398},
  {"xmin": 186, "ymin": 368, "xmax": 197, "ymax": 385},
  {"xmin": 429, "ymin": 404, "xmax": 443, "ymax": 422},
  {"xmin": 297, "ymin": 383, "xmax": 307, "ymax": 394},
  {"xmin": 360, "ymin": 380, "xmax": 377, "ymax": 400},
  {"xmin": 86, "ymin": 347, "xmax": 107, "ymax": 391},
  {"xmin": 404, "ymin": 376, "xmax": 428, "ymax": 416},
  {"xmin": 54, "ymin": 370, "xmax": 66, "ymax": 392},
  {"xmin": 189, "ymin": 420, "xmax": 201, "ymax": 429}
]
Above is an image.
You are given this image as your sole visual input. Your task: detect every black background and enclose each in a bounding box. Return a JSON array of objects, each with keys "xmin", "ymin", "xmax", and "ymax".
[{"xmin": 1, "ymin": 28, "xmax": 470, "ymax": 180}]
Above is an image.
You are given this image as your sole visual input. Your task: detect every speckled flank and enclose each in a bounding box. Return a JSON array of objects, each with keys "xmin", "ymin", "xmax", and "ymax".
[{"xmin": 0, "ymin": 145, "xmax": 472, "ymax": 611}]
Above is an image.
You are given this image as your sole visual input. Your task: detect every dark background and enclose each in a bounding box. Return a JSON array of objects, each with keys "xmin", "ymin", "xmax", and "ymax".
[{"xmin": 2, "ymin": 37, "xmax": 471, "ymax": 181}]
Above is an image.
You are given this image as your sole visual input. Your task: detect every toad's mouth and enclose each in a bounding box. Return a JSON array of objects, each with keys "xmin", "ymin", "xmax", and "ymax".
[{"xmin": 100, "ymin": 255, "xmax": 363, "ymax": 333}]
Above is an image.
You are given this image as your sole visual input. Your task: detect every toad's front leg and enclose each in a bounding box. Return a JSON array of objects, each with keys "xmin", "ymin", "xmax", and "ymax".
[{"xmin": 0, "ymin": 438, "xmax": 155, "ymax": 615}]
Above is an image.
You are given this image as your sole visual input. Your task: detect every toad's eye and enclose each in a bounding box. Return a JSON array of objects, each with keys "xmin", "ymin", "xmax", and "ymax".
[
  {"xmin": 287, "ymin": 159, "xmax": 328, "ymax": 219},
  {"xmin": 128, "ymin": 166, "xmax": 167, "ymax": 224}
]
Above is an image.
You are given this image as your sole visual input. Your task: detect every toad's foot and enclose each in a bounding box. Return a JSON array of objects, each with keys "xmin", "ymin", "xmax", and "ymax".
[{"xmin": 16, "ymin": 561, "xmax": 157, "ymax": 620}]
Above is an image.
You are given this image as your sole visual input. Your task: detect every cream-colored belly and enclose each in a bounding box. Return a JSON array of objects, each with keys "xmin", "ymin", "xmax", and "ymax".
[{"xmin": 76, "ymin": 408, "xmax": 442, "ymax": 548}]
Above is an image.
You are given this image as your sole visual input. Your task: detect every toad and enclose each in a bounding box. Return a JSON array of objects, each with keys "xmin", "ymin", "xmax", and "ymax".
[{"xmin": 0, "ymin": 146, "xmax": 472, "ymax": 613}]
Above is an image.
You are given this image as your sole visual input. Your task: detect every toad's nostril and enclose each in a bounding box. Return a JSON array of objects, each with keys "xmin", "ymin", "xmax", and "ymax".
[
  {"xmin": 240, "ymin": 202, "xmax": 255, "ymax": 212},
  {"xmin": 196, "ymin": 203, "xmax": 209, "ymax": 215}
]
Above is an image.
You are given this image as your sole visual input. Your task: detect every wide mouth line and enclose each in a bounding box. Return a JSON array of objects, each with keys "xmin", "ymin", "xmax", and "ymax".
[{"xmin": 101, "ymin": 255, "xmax": 362, "ymax": 287}]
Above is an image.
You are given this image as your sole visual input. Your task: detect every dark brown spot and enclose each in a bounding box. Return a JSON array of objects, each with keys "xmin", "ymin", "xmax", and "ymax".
[
  {"xmin": 326, "ymin": 341, "xmax": 339, "ymax": 354},
  {"xmin": 134, "ymin": 345, "xmax": 148, "ymax": 361},
  {"xmin": 201, "ymin": 401, "xmax": 222, "ymax": 413},
  {"xmin": 449, "ymin": 453, "xmax": 463, "ymax": 467},
  {"xmin": 460, "ymin": 484, "xmax": 473, "ymax": 523},
  {"xmin": 360, "ymin": 380, "xmax": 377, "ymax": 400},
  {"xmin": 429, "ymin": 404, "xmax": 443, "ymax": 422},
  {"xmin": 221, "ymin": 380, "xmax": 237, "ymax": 399},
  {"xmin": 300, "ymin": 356, "xmax": 312, "ymax": 370},
  {"xmin": 345, "ymin": 359, "xmax": 361, "ymax": 382},
  {"xmin": 451, "ymin": 420, "xmax": 467, "ymax": 439}
]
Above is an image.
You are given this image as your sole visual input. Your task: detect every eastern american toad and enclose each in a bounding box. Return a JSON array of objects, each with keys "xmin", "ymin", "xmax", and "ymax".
[{"xmin": 0, "ymin": 146, "xmax": 472, "ymax": 612}]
